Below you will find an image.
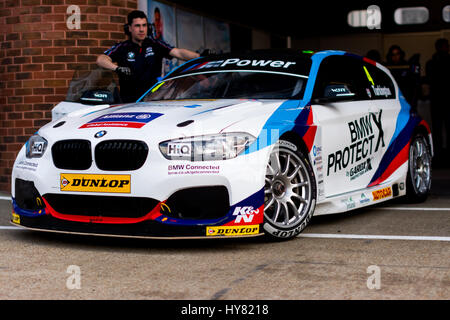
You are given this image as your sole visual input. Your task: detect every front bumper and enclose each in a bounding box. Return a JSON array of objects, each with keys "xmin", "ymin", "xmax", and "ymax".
[{"xmin": 11, "ymin": 142, "xmax": 269, "ymax": 238}]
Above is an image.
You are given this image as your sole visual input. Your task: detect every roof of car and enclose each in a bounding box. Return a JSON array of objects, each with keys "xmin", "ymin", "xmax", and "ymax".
[{"xmin": 163, "ymin": 49, "xmax": 382, "ymax": 82}]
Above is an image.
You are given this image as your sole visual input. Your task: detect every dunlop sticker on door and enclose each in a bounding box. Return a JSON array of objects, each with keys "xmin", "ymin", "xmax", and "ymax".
[{"xmin": 60, "ymin": 174, "xmax": 131, "ymax": 193}]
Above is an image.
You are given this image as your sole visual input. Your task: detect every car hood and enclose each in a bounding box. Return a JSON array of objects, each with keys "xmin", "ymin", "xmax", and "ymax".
[{"xmin": 40, "ymin": 99, "xmax": 299, "ymax": 144}]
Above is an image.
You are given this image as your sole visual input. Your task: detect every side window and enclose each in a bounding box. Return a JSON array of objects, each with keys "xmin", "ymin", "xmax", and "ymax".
[
  {"xmin": 363, "ymin": 63, "xmax": 396, "ymax": 99},
  {"xmin": 313, "ymin": 55, "xmax": 372, "ymax": 101}
]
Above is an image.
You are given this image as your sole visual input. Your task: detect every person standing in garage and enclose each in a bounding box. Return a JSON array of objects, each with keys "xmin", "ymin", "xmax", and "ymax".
[
  {"xmin": 426, "ymin": 38, "xmax": 450, "ymax": 163},
  {"xmin": 385, "ymin": 45, "xmax": 419, "ymax": 109},
  {"xmin": 96, "ymin": 10, "xmax": 199, "ymax": 103}
]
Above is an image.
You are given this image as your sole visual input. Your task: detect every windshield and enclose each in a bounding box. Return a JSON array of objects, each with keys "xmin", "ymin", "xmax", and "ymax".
[{"xmin": 141, "ymin": 71, "xmax": 307, "ymax": 101}]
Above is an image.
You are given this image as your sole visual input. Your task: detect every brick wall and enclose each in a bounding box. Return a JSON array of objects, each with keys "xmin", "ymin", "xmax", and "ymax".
[{"xmin": 0, "ymin": 0, "xmax": 138, "ymax": 193}]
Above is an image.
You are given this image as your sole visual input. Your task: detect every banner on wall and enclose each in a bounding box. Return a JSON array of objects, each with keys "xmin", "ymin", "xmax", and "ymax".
[
  {"xmin": 177, "ymin": 9, "xmax": 204, "ymax": 53},
  {"xmin": 147, "ymin": 0, "xmax": 230, "ymax": 75},
  {"xmin": 147, "ymin": 0, "xmax": 178, "ymax": 76},
  {"xmin": 204, "ymin": 17, "xmax": 231, "ymax": 54}
]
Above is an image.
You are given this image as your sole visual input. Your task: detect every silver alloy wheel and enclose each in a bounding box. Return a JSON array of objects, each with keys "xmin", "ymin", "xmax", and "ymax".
[
  {"xmin": 264, "ymin": 146, "xmax": 312, "ymax": 228},
  {"xmin": 410, "ymin": 136, "xmax": 431, "ymax": 194}
]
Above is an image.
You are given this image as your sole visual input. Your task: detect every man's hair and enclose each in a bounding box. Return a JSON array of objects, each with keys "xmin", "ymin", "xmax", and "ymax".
[{"xmin": 127, "ymin": 10, "xmax": 148, "ymax": 25}]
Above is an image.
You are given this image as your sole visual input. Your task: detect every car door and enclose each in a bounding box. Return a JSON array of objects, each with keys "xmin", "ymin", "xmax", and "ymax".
[
  {"xmin": 311, "ymin": 55, "xmax": 378, "ymax": 197},
  {"xmin": 362, "ymin": 61, "xmax": 400, "ymax": 187}
]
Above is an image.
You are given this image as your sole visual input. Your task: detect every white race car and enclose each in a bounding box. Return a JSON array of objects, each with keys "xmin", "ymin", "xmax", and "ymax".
[{"xmin": 11, "ymin": 50, "xmax": 433, "ymax": 240}]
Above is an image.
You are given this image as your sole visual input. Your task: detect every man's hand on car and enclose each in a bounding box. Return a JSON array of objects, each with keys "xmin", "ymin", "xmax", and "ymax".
[
  {"xmin": 115, "ymin": 66, "xmax": 132, "ymax": 76},
  {"xmin": 200, "ymin": 49, "xmax": 216, "ymax": 57}
]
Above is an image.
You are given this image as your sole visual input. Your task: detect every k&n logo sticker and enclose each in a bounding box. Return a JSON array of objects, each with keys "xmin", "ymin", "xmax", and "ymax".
[{"xmin": 60, "ymin": 174, "xmax": 131, "ymax": 193}]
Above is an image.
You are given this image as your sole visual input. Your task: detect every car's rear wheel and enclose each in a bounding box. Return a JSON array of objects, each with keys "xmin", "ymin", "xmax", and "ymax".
[
  {"xmin": 263, "ymin": 140, "xmax": 316, "ymax": 240},
  {"xmin": 406, "ymin": 133, "xmax": 432, "ymax": 202}
]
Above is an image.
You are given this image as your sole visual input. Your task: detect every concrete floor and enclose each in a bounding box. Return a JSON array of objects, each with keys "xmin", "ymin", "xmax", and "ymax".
[{"xmin": 0, "ymin": 170, "xmax": 448, "ymax": 300}]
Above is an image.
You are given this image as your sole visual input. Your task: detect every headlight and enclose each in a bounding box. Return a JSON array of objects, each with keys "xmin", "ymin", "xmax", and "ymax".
[
  {"xmin": 25, "ymin": 134, "xmax": 48, "ymax": 158},
  {"xmin": 159, "ymin": 132, "xmax": 255, "ymax": 161}
]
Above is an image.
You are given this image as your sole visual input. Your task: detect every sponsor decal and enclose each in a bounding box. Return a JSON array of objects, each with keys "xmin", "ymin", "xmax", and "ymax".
[
  {"xmin": 206, "ymin": 225, "xmax": 259, "ymax": 236},
  {"xmin": 312, "ymin": 137, "xmax": 323, "ymax": 169},
  {"xmin": 346, "ymin": 158, "xmax": 373, "ymax": 180},
  {"xmin": 224, "ymin": 189, "xmax": 264, "ymax": 226},
  {"xmin": 327, "ymin": 112, "xmax": 384, "ymax": 176},
  {"xmin": 167, "ymin": 142, "xmax": 191, "ymax": 157},
  {"xmin": 312, "ymin": 134, "xmax": 325, "ymax": 198},
  {"xmin": 363, "ymin": 66, "xmax": 375, "ymax": 86},
  {"xmin": 60, "ymin": 174, "xmax": 131, "ymax": 193},
  {"xmin": 167, "ymin": 164, "xmax": 220, "ymax": 175},
  {"xmin": 372, "ymin": 186, "xmax": 392, "ymax": 201},
  {"xmin": 151, "ymin": 81, "xmax": 165, "ymax": 93},
  {"xmin": 312, "ymin": 145, "xmax": 322, "ymax": 157},
  {"xmin": 36, "ymin": 197, "xmax": 43, "ymax": 207},
  {"xmin": 127, "ymin": 51, "xmax": 135, "ymax": 61},
  {"xmin": 341, "ymin": 197, "xmax": 356, "ymax": 210},
  {"xmin": 30, "ymin": 141, "xmax": 46, "ymax": 156},
  {"xmin": 15, "ymin": 160, "xmax": 38, "ymax": 172},
  {"xmin": 12, "ymin": 212, "xmax": 20, "ymax": 224},
  {"xmin": 79, "ymin": 112, "xmax": 163, "ymax": 129},
  {"xmin": 331, "ymin": 87, "xmax": 347, "ymax": 94},
  {"xmin": 193, "ymin": 58, "xmax": 297, "ymax": 70},
  {"xmin": 94, "ymin": 93, "xmax": 108, "ymax": 99},
  {"xmin": 360, "ymin": 193, "xmax": 370, "ymax": 204},
  {"xmin": 160, "ymin": 202, "xmax": 172, "ymax": 215},
  {"xmin": 314, "ymin": 155, "xmax": 322, "ymax": 165},
  {"xmin": 145, "ymin": 47, "xmax": 154, "ymax": 57},
  {"xmin": 372, "ymin": 85, "xmax": 392, "ymax": 97},
  {"xmin": 232, "ymin": 206, "xmax": 260, "ymax": 223}
]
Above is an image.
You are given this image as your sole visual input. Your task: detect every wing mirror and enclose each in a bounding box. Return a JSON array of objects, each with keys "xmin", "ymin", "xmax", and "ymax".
[
  {"xmin": 80, "ymin": 89, "xmax": 115, "ymax": 105},
  {"xmin": 312, "ymin": 84, "xmax": 355, "ymax": 104}
]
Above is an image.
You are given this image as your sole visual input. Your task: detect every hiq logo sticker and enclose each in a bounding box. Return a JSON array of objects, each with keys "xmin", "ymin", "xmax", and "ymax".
[{"xmin": 167, "ymin": 143, "xmax": 191, "ymax": 156}]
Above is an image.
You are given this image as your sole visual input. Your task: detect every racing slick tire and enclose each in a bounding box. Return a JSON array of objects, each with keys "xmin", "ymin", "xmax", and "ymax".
[
  {"xmin": 405, "ymin": 133, "xmax": 432, "ymax": 203},
  {"xmin": 263, "ymin": 139, "xmax": 316, "ymax": 240}
]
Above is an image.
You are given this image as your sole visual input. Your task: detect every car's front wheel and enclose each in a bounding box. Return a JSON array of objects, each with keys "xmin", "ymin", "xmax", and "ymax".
[
  {"xmin": 263, "ymin": 140, "xmax": 316, "ymax": 240},
  {"xmin": 406, "ymin": 133, "xmax": 432, "ymax": 202}
]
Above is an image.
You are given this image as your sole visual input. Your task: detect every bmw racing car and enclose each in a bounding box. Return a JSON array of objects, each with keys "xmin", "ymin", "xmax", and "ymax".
[{"xmin": 11, "ymin": 50, "xmax": 433, "ymax": 240}]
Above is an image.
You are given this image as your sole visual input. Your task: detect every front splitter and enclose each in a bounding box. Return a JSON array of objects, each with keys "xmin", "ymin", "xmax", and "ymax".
[{"xmin": 11, "ymin": 215, "xmax": 264, "ymax": 240}]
